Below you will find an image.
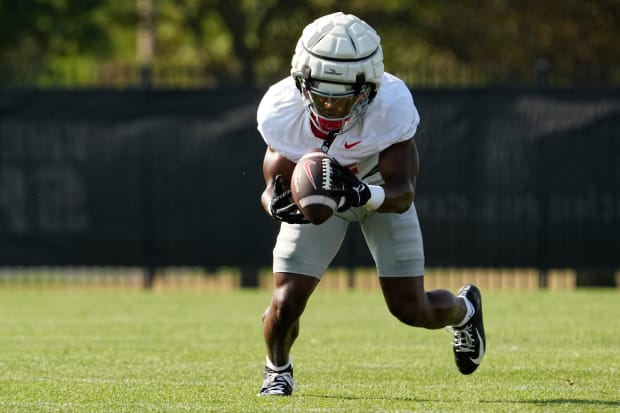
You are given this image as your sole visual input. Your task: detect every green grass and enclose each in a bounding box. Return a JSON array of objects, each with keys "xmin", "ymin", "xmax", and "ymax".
[{"xmin": 0, "ymin": 287, "xmax": 618, "ymax": 412}]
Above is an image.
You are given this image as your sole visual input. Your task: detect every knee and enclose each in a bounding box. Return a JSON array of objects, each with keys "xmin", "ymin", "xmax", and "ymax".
[
  {"xmin": 264, "ymin": 273, "xmax": 318, "ymax": 327},
  {"xmin": 386, "ymin": 298, "xmax": 432, "ymax": 328},
  {"xmin": 267, "ymin": 290, "xmax": 306, "ymax": 325}
]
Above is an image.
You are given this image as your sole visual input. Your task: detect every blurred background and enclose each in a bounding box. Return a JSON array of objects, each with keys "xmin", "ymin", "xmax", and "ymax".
[
  {"xmin": 0, "ymin": 0, "xmax": 618, "ymax": 290},
  {"xmin": 2, "ymin": 0, "xmax": 620, "ymax": 88}
]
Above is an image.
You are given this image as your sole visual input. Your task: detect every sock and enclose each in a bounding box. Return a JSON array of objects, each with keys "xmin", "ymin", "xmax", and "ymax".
[
  {"xmin": 453, "ymin": 296, "xmax": 475, "ymax": 328},
  {"xmin": 265, "ymin": 356, "xmax": 291, "ymax": 372}
]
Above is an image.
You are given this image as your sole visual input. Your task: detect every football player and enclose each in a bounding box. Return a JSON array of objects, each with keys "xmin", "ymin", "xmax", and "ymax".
[{"xmin": 257, "ymin": 12, "xmax": 486, "ymax": 396}]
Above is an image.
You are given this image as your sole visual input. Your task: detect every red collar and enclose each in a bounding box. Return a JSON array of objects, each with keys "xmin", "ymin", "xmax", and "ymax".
[{"xmin": 310, "ymin": 121, "xmax": 329, "ymax": 140}]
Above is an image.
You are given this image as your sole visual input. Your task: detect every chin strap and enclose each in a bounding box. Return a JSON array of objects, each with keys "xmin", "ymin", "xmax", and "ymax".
[{"xmin": 321, "ymin": 131, "xmax": 337, "ymax": 153}]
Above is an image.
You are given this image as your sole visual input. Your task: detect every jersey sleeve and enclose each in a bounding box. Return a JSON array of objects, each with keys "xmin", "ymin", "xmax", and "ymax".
[
  {"xmin": 370, "ymin": 76, "xmax": 420, "ymax": 152},
  {"xmin": 256, "ymin": 78, "xmax": 307, "ymax": 161}
]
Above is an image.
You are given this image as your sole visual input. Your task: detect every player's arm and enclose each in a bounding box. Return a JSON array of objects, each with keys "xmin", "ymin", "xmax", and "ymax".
[
  {"xmin": 329, "ymin": 138, "xmax": 418, "ymax": 214},
  {"xmin": 376, "ymin": 138, "xmax": 418, "ymax": 213},
  {"xmin": 260, "ymin": 147, "xmax": 309, "ymax": 224},
  {"xmin": 260, "ymin": 147, "xmax": 294, "ymax": 214}
]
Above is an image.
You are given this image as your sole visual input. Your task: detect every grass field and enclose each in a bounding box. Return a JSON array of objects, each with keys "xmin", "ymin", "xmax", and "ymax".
[{"xmin": 0, "ymin": 287, "xmax": 618, "ymax": 412}]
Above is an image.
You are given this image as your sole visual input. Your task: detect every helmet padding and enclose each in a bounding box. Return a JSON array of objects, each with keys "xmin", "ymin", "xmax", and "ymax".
[
  {"xmin": 291, "ymin": 12, "xmax": 383, "ymax": 89},
  {"xmin": 291, "ymin": 12, "xmax": 384, "ymax": 135}
]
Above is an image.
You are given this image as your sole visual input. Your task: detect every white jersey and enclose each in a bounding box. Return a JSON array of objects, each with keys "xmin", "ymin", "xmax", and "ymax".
[{"xmin": 257, "ymin": 72, "xmax": 420, "ymax": 185}]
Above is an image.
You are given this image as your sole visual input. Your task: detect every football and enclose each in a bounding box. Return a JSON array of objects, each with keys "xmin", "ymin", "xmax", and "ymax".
[{"xmin": 291, "ymin": 149, "xmax": 339, "ymax": 225}]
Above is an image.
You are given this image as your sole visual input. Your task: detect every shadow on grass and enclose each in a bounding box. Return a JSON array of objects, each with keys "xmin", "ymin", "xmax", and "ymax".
[
  {"xmin": 522, "ymin": 398, "xmax": 620, "ymax": 407},
  {"xmin": 306, "ymin": 394, "xmax": 619, "ymax": 408},
  {"xmin": 305, "ymin": 393, "xmax": 417, "ymax": 403}
]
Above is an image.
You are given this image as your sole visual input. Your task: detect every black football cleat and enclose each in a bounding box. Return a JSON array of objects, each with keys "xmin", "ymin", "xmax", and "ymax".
[
  {"xmin": 258, "ymin": 364, "xmax": 295, "ymax": 396},
  {"xmin": 450, "ymin": 284, "xmax": 486, "ymax": 375}
]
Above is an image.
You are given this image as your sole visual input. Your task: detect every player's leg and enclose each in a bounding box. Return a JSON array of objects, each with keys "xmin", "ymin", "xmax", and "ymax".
[
  {"xmin": 379, "ymin": 276, "xmax": 467, "ymax": 328},
  {"xmin": 379, "ymin": 277, "xmax": 485, "ymax": 374},
  {"xmin": 361, "ymin": 205, "xmax": 486, "ymax": 374},
  {"xmin": 262, "ymin": 272, "xmax": 319, "ymax": 367},
  {"xmin": 259, "ymin": 217, "xmax": 349, "ymax": 396},
  {"xmin": 259, "ymin": 272, "xmax": 318, "ymax": 396},
  {"xmin": 361, "ymin": 205, "xmax": 467, "ymax": 327}
]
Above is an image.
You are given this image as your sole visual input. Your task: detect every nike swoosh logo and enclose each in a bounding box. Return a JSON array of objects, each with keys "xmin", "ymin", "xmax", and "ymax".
[
  {"xmin": 303, "ymin": 160, "xmax": 317, "ymax": 190},
  {"xmin": 344, "ymin": 140, "xmax": 361, "ymax": 149},
  {"xmin": 469, "ymin": 329, "xmax": 485, "ymax": 365}
]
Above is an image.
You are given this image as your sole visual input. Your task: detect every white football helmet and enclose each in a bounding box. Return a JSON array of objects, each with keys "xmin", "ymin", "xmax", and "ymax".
[{"xmin": 291, "ymin": 12, "xmax": 384, "ymax": 135}]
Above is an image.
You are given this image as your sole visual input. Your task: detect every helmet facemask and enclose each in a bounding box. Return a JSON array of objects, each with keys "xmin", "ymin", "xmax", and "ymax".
[{"xmin": 296, "ymin": 68, "xmax": 375, "ymax": 135}]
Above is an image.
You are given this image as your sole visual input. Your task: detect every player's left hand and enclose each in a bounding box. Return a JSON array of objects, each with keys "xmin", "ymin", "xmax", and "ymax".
[
  {"xmin": 269, "ymin": 175, "xmax": 310, "ymax": 224},
  {"xmin": 328, "ymin": 159, "xmax": 371, "ymax": 212}
]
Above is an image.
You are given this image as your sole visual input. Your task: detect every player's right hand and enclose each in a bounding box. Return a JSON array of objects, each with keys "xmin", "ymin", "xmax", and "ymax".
[{"xmin": 269, "ymin": 175, "xmax": 310, "ymax": 224}]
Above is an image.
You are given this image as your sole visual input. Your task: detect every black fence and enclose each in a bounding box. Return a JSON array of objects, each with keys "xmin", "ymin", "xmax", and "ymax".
[{"xmin": 0, "ymin": 87, "xmax": 618, "ymax": 284}]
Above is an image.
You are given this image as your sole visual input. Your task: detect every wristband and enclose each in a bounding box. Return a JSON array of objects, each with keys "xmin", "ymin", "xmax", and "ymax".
[{"xmin": 364, "ymin": 185, "xmax": 385, "ymax": 210}]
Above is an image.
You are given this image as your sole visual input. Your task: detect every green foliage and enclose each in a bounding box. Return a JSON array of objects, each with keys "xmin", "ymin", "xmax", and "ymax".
[
  {"xmin": 1, "ymin": 1, "xmax": 619, "ymax": 87},
  {"xmin": 0, "ymin": 0, "xmax": 111, "ymax": 82},
  {"xmin": 0, "ymin": 288, "xmax": 618, "ymax": 412}
]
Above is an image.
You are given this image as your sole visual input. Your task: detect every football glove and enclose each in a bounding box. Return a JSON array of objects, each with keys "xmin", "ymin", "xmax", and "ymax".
[
  {"xmin": 269, "ymin": 175, "xmax": 310, "ymax": 224},
  {"xmin": 328, "ymin": 159, "xmax": 371, "ymax": 212}
]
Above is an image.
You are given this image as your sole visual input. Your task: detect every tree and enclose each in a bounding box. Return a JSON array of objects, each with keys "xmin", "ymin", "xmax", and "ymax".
[
  {"xmin": 1, "ymin": 0, "xmax": 619, "ymax": 87},
  {"xmin": 0, "ymin": 0, "xmax": 111, "ymax": 84}
]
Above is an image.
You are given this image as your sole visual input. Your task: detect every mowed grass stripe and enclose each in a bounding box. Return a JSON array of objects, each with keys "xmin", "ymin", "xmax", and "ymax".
[{"xmin": 0, "ymin": 288, "xmax": 618, "ymax": 412}]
